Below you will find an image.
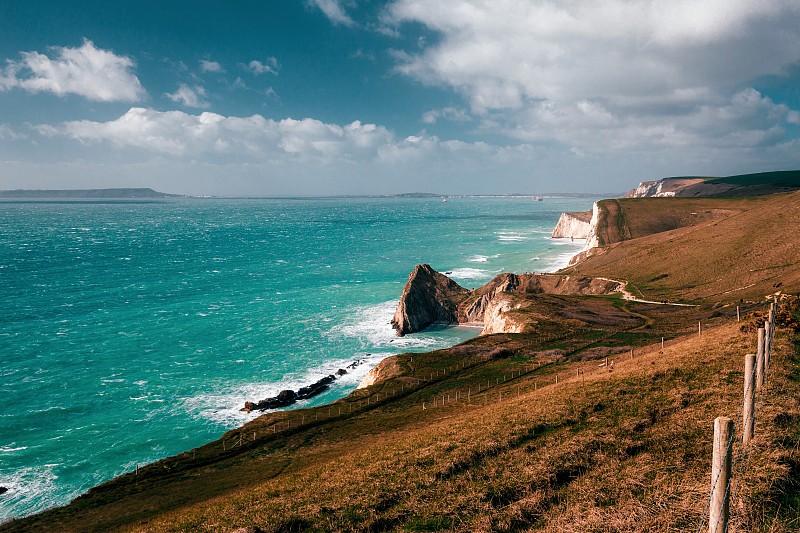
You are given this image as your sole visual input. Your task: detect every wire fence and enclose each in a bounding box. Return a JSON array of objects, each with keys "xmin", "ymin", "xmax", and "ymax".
[
  {"xmin": 139, "ymin": 297, "xmax": 783, "ymax": 533},
  {"xmin": 695, "ymin": 298, "xmax": 779, "ymax": 533}
]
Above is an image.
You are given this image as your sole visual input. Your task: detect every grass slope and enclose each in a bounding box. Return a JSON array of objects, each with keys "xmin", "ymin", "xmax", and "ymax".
[
  {"xmin": 6, "ymin": 192, "xmax": 800, "ymax": 532},
  {"xmin": 9, "ymin": 312, "xmax": 798, "ymax": 532},
  {"xmin": 565, "ymin": 191, "xmax": 800, "ymax": 303}
]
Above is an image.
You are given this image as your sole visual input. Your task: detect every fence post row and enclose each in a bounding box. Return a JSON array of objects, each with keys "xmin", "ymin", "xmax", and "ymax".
[
  {"xmin": 228, "ymin": 299, "xmax": 786, "ymax": 528},
  {"xmin": 701, "ymin": 300, "xmax": 779, "ymax": 531}
]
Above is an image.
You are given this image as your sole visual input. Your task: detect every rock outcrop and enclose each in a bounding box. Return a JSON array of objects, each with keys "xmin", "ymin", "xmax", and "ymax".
[
  {"xmin": 391, "ymin": 264, "xmax": 471, "ymax": 336},
  {"xmin": 551, "ymin": 210, "xmax": 592, "ymax": 239},
  {"xmin": 392, "ymin": 265, "xmax": 623, "ymax": 336},
  {"xmin": 358, "ymin": 357, "xmax": 403, "ymax": 389},
  {"xmin": 241, "ymin": 361, "xmax": 364, "ymax": 412}
]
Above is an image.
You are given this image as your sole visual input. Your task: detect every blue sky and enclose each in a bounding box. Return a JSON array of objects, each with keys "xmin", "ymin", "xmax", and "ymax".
[{"xmin": 1, "ymin": 0, "xmax": 800, "ymax": 196}]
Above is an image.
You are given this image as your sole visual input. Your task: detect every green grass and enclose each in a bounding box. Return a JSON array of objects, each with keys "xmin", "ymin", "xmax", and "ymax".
[{"xmin": 708, "ymin": 169, "xmax": 800, "ymax": 188}]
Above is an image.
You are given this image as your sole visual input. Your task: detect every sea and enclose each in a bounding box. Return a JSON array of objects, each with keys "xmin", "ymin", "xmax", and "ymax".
[{"xmin": 0, "ymin": 195, "xmax": 594, "ymax": 521}]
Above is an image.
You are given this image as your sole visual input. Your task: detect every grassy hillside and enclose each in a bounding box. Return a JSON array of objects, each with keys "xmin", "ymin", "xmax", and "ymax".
[
  {"xmin": 635, "ymin": 170, "xmax": 800, "ymax": 198},
  {"xmin": 707, "ymin": 169, "xmax": 800, "ymax": 188},
  {"xmin": 5, "ymin": 191, "xmax": 800, "ymax": 532},
  {"xmin": 565, "ymin": 192, "xmax": 800, "ymax": 303},
  {"xmin": 589, "ymin": 196, "xmax": 761, "ymax": 247},
  {"xmin": 8, "ymin": 309, "xmax": 798, "ymax": 532}
]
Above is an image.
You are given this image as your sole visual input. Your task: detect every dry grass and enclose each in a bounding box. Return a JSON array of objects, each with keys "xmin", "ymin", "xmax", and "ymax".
[
  {"xmin": 36, "ymin": 319, "xmax": 790, "ymax": 533},
  {"xmin": 7, "ymin": 192, "xmax": 800, "ymax": 532},
  {"xmin": 564, "ymin": 192, "xmax": 800, "ymax": 303}
]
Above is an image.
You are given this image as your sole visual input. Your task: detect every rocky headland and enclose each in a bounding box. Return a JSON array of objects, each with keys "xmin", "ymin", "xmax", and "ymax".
[{"xmin": 391, "ymin": 265, "xmax": 623, "ymax": 337}]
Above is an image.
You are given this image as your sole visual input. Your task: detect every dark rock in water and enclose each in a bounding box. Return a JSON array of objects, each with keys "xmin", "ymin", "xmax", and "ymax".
[
  {"xmin": 0, "ymin": 487, "xmax": 7, "ymax": 495},
  {"xmin": 296, "ymin": 375, "xmax": 335, "ymax": 400},
  {"xmin": 276, "ymin": 389, "xmax": 297, "ymax": 403},
  {"xmin": 391, "ymin": 264, "xmax": 470, "ymax": 336},
  {"xmin": 346, "ymin": 359, "xmax": 365, "ymax": 370},
  {"xmin": 240, "ymin": 389, "xmax": 298, "ymax": 412},
  {"xmin": 241, "ymin": 360, "xmax": 366, "ymax": 412}
]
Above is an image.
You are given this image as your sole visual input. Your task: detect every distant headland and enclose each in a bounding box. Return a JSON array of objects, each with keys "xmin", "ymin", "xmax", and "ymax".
[{"xmin": 0, "ymin": 187, "xmax": 182, "ymax": 199}]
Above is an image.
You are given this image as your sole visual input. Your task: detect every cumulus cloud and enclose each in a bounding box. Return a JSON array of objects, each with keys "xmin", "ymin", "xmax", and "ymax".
[
  {"xmin": 247, "ymin": 58, "xmax": 280, "ymax": 75},
  {"xmin": 40, "ymin": 107, "xmax": 399, "ymax": 160},
  {"xmin": 0, "ymin": 39, "xmax": 144, "ymax": 102},
  {"xmin": 166, "ymin": 84, "xmax": 209, "ymax": 108},
  {"xmin": 200, "ymin": 60, "xmax": 224, "ymax": 73},
  {"xmin": 386, "ymin": 0, "xmax": 800, "ymax": 154},
  {"xmin": 308, "ymin": 0, "xmax": 355, "ymax": 27}
]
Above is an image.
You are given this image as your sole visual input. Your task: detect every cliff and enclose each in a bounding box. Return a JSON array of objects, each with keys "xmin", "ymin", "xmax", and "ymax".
[
  {"xmin": 551, "ymin": 210, "xmax": 592, "ymax": 239},
  {"xmin": 625, "ymin": 170, "xmax": 800, "ymax": 198},
  {"xmin": 358, "ymin": 357, "xmax": 403, "ymax": 389},
  {"xmin": 625, "ymin": 178, "xmax": 704, "ymax": 198},
  {"xmin": 391, "ymin": 264, "xmax": 471, "ymax": 336},
  {"xmin": 391, "ymin": 266, "xmax": 623, "ymax": 336}
]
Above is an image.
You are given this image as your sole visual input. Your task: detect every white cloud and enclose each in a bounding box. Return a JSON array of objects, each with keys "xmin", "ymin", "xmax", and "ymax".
[
  {"xmin": 166, "ymin": 84, "xmax": 209, "ymax": 108},
  {"xmin": 386, "ymin": 0, "xmax": 800, "ymax": 155},
  {"xmin": 308, "ymin": 0, "xmax": 355, "ymax": 27},
  {"xmin": 388, "ymin": 1, "xmax": 800, "ymax": 107},
  {"xmin": 247, "ymin": 58, "xmax": 280, "ymax": 75},
  {"xmin": 0, "ymin": 39, "xmax": 144, "ymax": 102},
  {"xmin": 40, "ymin": 107, "xmax": 398, "ymax": 159},
  {"xmin": 422, "ymin": 107, "xmax": 471, "ymax": 124},
  {"xmin": 24, "ymin": 104, "xmax": 800, "ymax": 195},
  {"xmin": 0, "ymin": 124, "xmax": 27, "ymax": 141},
  {"xmin": 200, "ymin": 60, "xmax": 224, "ymax": 73}
]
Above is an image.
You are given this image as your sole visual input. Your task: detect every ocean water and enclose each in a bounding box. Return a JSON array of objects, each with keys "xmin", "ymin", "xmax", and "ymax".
[{"xmin": 0, "ymin": 196, "xmax": 593, "ymax": 520}]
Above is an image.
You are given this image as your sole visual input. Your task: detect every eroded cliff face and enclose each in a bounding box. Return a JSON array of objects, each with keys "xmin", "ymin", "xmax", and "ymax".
[
  {"xmin": 391, "ymin": 265, "xmax": 622, "ymax": 336},
  {"xmin": 551, "ymin": 210, "xmax": 592, "ymax": 239},
  {"xmin": 358, "ymin": 357, "xmax": 403, "ymax": 389},
  {"xmin": 390, "ymin": 264, "xmax": 471, "ymax": 336},
  {"xmin": 625, "ymin": 177, "xmax": 705, "ymax": 198}
]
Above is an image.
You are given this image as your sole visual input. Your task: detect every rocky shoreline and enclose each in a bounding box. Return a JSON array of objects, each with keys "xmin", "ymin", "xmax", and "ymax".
[{"xmin": 241, "ymin": 360, "xmax": 365, "ymax": 412}]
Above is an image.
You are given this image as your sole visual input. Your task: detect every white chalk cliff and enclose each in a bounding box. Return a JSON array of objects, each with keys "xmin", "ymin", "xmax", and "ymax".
[{"xmin": 551, "ymin": 210, "xmax": 592, "ymax": 240}]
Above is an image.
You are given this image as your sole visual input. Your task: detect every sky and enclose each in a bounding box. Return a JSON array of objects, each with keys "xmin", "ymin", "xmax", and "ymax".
[{"xmin": 1, "ymin": 0, "xmax": 800, "ymax": 196}]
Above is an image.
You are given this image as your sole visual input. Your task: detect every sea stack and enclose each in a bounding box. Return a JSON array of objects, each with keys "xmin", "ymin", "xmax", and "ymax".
[{"xmin": 391, "ymin": 264, "xmax": 470, "ymax": 336}]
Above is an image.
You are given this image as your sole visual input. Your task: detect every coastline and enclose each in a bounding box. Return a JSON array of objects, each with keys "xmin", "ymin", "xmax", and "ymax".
[
  {"xmin": 1, "ymin": 196, "xmax": 599, "ymax": 521},
  {"xmin": 9, "ymin": 188, "xmax": 800, "ymax": 531}
]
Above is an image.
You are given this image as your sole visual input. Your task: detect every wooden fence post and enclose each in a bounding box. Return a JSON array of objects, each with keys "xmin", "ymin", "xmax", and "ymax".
[
  {"xmin": 765, "ymin": 319, "xmax": 772, "ymax": 372},
  {"xmin": 709, "ymin": 416, "xmax": 733, "ymax": 533},
  {"xmin": 743, "ymin": 354, "xmax": 756, "ymax": 446},
  {"xmin": 737, "ymin": 305, "xmax": 740, "ymax": 322},
  {"xmin": 756, "ymin": 327, "xmax": 765, "ymax": 390}
]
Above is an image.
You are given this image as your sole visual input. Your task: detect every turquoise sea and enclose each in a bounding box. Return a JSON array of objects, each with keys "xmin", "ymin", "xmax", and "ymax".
[{"xmin": 0, "ymin": 196, "xmax": 593, "ymax": 520}]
